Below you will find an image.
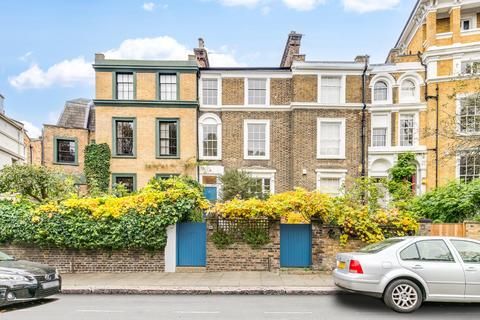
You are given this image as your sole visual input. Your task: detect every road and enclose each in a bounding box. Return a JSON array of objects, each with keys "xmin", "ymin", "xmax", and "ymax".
[{"xmin": 1, "ymin": 294, "xmax": 480, "ymax": 320}]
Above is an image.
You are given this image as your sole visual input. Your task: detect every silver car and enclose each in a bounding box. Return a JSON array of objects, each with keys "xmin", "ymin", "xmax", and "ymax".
[{"xmin": 333, "ymin": 236, "xmax": 480, "ymax": 313}]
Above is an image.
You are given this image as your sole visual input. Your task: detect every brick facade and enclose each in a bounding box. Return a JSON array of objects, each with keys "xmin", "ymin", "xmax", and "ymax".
[
  {"xmin": 270, "ymin": 78, "xmax": 292, "ymax": 105},
  {"xmin": 0, "ymin": 245, "xmax": 164, "ymax": 273},
  {"xmin": 292, "ymin": 75, "xmax": 317, "ymax": 102},
  {"xmin": 222, "ymin": 78, "xmax": 244, "ymax": 105}
]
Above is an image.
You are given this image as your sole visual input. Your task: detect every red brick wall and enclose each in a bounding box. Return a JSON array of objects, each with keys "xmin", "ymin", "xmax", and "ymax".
[{"xmin": 0, "ymin": 246, "xmax": 164, "ymax": 273}]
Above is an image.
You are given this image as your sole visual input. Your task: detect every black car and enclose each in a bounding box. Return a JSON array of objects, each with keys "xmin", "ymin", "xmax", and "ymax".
[{"xmin": 0, "ymin": 251, "xmax": 61, "ymax": 306}]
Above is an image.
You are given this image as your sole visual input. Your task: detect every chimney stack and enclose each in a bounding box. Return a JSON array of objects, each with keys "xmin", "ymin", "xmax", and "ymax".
[
  {"xmin": 95, "ymin": 53, "xmax": 105, "ymax": 62},
  {"xmin": 354, "ymin": 55, "xmax": 370, "ymax": 64},
  {"xmin": 194, "ymin": 38, "xmax": 210, "ymax": 68},
  {"xmin": 280, "ymin": 31, "xmax": 303, "ymax": 68},
  {"xmin": 0, "ymin": 94, "xmax": 4, "ymax": 115}
]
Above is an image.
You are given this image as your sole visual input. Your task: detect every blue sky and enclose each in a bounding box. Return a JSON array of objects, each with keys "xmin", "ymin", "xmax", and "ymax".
[{"xmin": 0, "ymin": 0, "xmax": 417, "ymax": 137}]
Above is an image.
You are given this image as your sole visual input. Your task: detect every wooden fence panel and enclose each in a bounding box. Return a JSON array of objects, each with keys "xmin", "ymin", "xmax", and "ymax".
[{"xmin": 430, "ymin": 223, "xmax": 465, "ymax": 237}]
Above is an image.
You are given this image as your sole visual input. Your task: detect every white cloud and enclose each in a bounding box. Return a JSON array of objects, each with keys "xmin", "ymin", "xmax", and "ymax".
[
  {"xmin": 342, "ymin": 0, "xmax": 400, "ymax": 13},
  {"xmin": 217, "ymin": 0, "xmax": 262, "ymax": 8},
  {"xmin": 104, "ymin": 36, "xmax": 190, "ymax": 60},
  {"xmin": 282, "ymin": 0, "xmax": 325, "ymax": 11},
  {"xmin": 9, "ymin": 57, "xmax": 94, "ymax": 90},
  {"xmin": 20, "ymin": 121, "xmax": 42, "ymax": 138},
  {"xmin": 19, "ymin": 51, "xmax": 33, "ymax": 62},
  {"xmin": 143, "ymin": 2, "xmax": 155, "ymax": 11},
  {"xmin": 9, "ymin": 36, "xmax": 244, "ymax": 90}
]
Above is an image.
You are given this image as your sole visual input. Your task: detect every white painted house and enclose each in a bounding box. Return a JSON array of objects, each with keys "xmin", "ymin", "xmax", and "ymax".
[{"xmin": 0, "ymin": 94, "xmax": 26, "ymax": 168}]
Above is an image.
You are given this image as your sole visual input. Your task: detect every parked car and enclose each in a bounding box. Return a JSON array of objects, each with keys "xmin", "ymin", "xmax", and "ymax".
[
  {"xmin": 333, "ymin": 236, "xmax": 480, "ymax": 313},
  {"xmin": 0, "ymin": 251, "xmax": 61, "ymax": 307}
]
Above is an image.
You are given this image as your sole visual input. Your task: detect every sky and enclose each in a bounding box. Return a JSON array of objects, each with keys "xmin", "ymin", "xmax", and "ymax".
[{"xmin": 0, "ymin": 0, "xmax": 417, "ymax": 138}]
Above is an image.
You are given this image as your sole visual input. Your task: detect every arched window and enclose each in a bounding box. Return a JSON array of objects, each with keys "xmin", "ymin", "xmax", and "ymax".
[
  {"xmin": 374, "ymin": 81, "xmax": 388, "ymax": 102},
  {"xmin": 401, "ymin": 79, "xmax": 416, "ymax": 100},
  {"xmin": 199, "ymin": 114, "xmax": 222, "ymax": 160}
]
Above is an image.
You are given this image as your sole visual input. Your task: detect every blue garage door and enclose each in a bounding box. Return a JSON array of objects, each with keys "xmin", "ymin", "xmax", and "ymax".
[
  {"xmin": 177, "ymin": 222, "xmax": 206, "ymax": 267},
  {"xmin": 280, "ymin": 224, "xmax": 312, "ymax": 268}
]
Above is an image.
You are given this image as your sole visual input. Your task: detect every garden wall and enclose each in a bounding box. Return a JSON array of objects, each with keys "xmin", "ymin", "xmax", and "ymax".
[
  {"xmin": 206, "ymin": 220, "xmax": 280, "ymax": 272},
  {"xmin": 0, "ymin": 245, "xmax": 165, "ymax": 273},
  {"xmin": 206, "ymin": 219, "xmax": 364, "ymax": 272}
]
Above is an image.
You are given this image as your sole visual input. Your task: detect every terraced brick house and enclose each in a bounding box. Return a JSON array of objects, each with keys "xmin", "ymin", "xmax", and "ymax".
[
  {"xmin": 380, "ymin": 0, "xmax": 480, "ymax": 192},
  {"xmin": 0, "ymin": 94, "xmax": 27, "ymax": 168},
  {"xmin": 92, "ymin": 54, "xmax": 199, "ymax": 191},
  {"xmin": 196, "ymin": 33, "xmax": 369, "ymax": 200}
]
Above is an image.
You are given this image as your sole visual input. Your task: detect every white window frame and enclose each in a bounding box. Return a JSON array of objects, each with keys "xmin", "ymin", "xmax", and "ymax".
[
  {"xmin": 399, "ymin": 78, "xmax": 420, "ymax": 103},
  {"xmin": 456, "ymin": 150, "xmax": 480, "ymax": 183},
  {"xmin": 370, "ymin": 74, "xmax": 394, "ymax": 105},
  {"xmin": 398, "ymin": 112, "xmax": 418, "ymax": 147},
  {"xmin": 461, "ymin": 14, "xmax": 477, "ymax": 32},
  {"xmin": 371, "ymin": 113, "xmax": 391, "ymax": 148},
  {"xmin": 315, "ymin": 169, "xmax": 347, "ymax": 197},
  {"xmin": 243, "ymin": 169, "xmax": 276, "ymax": 195},
  {"xmin": 317, "ymin": 118, "xmax": 346, "ymax": 159},
  {"xmin": 199, "ymin": 113, "xmax": 222, "ymax": 160},
  {"xmin": 199, "ymin": 76, "xmax": 222, "ymax": 106},
  {"xmin": 318, "ymin": 75, "xmax": 346, "ymax": 105},
  {"xmin": 245, "ymin": 78, "xmax": 270, "ymax": 106},
  {"xmin": 244, "ymin": 119, "xmax": 270, "ymax": 160},
  {"xmin": 456, "ymin": 93, "xmax": 480, "ymax": 135}
]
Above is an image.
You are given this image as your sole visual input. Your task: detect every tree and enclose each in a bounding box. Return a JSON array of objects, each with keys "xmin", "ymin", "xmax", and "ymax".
[
  {"xmin": 84, "ymin": 143, "xmax": 111, "ymax": 193},
  {"xmin": 219, "ymin": 170, "xmax": 261, "ymax": 202},
  {"xmin": 0, "ymin": 165, "xmax": 75, "ymax": 202}
]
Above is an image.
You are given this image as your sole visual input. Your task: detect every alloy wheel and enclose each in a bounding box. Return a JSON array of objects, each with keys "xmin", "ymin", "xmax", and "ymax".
[{"xmin": 391, "ymin": 284, "xmax": 418, "ymax": 311}]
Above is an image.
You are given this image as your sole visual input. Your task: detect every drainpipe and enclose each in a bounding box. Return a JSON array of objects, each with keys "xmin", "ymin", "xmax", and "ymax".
[
  {"xmin": 196, "ymin": 69, "xmax": 201, "ymax": 183},
  {"xmin": 418, "ymin": 52, "xmax": 439, "ymax": 188},
  {"xmin": 361, "ymin": 58, "xmax": 369, "ymax": 177}
]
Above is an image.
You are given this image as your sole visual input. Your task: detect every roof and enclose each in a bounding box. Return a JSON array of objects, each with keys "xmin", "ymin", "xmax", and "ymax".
[
  {"xmin": 57, "ymin": 98, "xmax": 95, "ymax": 131},
  {"xmin": 93, "ymin": 59, "xmax": 198, "ymax": 70}
]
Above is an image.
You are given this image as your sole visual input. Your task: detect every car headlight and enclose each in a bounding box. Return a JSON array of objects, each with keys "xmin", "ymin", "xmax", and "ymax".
[{"xmin": 0, "ymin": 274, "xmax": 30, "ymax": 282}]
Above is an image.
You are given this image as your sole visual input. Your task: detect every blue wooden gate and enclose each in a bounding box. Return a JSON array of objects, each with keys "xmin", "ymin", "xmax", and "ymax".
[
  {"xmin": 280, "ymin": 224, "xmax": 312, "ymax": 268},
  {"xmin": 177, "ymin": 222, "xmax": 206, "ymax": 267}
]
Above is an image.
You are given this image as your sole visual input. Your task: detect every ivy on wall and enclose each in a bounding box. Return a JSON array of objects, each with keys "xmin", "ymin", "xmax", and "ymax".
[{"xmin": 84, "ymin": 143, "xmax": 111, "ymax": 193}]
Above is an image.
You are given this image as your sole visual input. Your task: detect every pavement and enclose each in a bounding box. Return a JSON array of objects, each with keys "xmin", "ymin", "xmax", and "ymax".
[
  {"xmin": 60, "ymin": 271, "xmax": 339, "ymax": 295},
  {"xmin": 3, "ymin": 295, "xmax": 480, "ymax": 320}
]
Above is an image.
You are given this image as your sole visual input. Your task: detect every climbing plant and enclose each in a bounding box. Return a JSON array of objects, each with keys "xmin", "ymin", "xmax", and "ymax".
[{"xmin": 84, "ymin": 143, "xmax": 111, "ymax": 193}]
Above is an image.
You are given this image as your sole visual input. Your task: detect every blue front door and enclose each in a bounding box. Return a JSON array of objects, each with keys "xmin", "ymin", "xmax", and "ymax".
[
  {"xmin": 204, "ymin": 186, "xmax": 218, "ymax": 202},
  {"xmin": 177, "ymin": 222, "xmax": 206, "ymax": 267},
  {"xmin": 280, "ymin": 224, "xmax": 312, "ymax": 268}
]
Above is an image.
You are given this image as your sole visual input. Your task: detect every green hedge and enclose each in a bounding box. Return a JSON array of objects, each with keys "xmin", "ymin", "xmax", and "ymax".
[{"xmin": 0, "ymin": 177, "xmax": 209, "ymax": 251}]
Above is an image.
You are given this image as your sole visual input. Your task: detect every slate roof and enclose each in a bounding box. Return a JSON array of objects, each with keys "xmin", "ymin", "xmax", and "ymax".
[{"xmin": 57, "ymin": 98, "xmax": 95, "ymax": 131}]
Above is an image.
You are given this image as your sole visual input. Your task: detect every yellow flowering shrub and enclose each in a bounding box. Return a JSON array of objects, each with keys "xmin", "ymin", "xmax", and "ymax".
[{"xmin": 211, "ymin": 188, "xmax": 418, "ymax": 244}]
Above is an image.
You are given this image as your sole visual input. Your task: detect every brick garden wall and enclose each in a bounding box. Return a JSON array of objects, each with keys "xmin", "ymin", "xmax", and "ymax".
[
  {"xmin": 0, "ymin": 246, "xmax": 164, "ymax": 273},
  {"xmin": 206, "ymin": 219, "xmax": 280, "ymax": 272}
]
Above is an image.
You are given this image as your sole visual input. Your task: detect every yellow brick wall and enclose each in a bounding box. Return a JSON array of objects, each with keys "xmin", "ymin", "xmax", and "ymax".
[
  {"xmin": 222, "ymin": 78, "xmax": 244, "ymax": 105},
  {"xmin": 436, "ymin": 17, "xmax": 450, "ymax": 33},
  {"xmin": 292, "ymin": 75, "xmax": 317, "ymax": 102},
  {"xmin": 437, "ymin": 59, "xmax": 453, "ymax": 77},
  {"xmin": 136, "ymin": 72, "xmax": 156, "ymax": 100},
  {"xmin": 391, "ymin": 112, "xmax": 397, "ymax": 146},
  {"xmin": 423, "ymin": 78, "xmax": 480, "ymax": 191},
  {"xmin": 180, "ymin": 73, "xmax": 197, "ymax": 101},
  {"xmin": 96, "ymin": 72, "xmax": 112, "ymax": 100},
  {"xmin": 345, "ymin": 76, "xmax": 363, "ymax": 104},
  {"xmin": 451, "ymin": 7, "xmax": 461, "ymax": 43},
  {"xmin": 426, "ymin": 11, "xmax": 437, "ymax": 47},
  {"xmin": 42, "ymin": 126, "xmax": 91, "ymax": 174},
  {"xmin": 95, "ymin": 106, "xmax": 197, "ymax": 188},
  {"xmin": 406, "ymin": 25, "xmax": 425, "ymax": 54},
  {"xmin": 270, "ymin": 78, "xmax": 292, "ymax": 105}
]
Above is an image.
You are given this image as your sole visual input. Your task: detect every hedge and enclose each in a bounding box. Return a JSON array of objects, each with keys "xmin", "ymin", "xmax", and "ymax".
[
  {"xmin": 211, "ymin": 188, "xmax": 418, "ymax": 244},
  {"xmin": 0, "ymin": 177, "xmax": 209, "ymax": 251}
]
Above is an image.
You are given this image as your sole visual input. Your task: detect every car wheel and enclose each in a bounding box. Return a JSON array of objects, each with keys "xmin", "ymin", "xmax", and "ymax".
[{"xmin": 383, "ymin": 279, "xmax": 422, "ymax": 313}]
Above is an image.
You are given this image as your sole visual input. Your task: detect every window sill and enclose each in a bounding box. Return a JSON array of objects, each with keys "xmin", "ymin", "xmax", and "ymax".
[
  {"xmin": 244, "ymin": 157, "xmax": 270, "ymax": 161},
  {"xmin": 53, "ymin": 162, "xmax": 79, "ymax": 166},
  {"xmin": 156, "ymin": 156, "xmax": 181, "ymax": 160},
  {"xmin": 316, "ymin": 156, "xmax": 346, "ymax": 160},
  {"xmin": 199, "ymin": 157, "xmax": 222, "ymax": 161},
  {"xmin": 112, "ymin": 155, "xmax": 136, "ymax": 159}
]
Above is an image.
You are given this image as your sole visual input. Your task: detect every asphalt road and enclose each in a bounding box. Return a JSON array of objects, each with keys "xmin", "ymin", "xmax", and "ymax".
[{"xmin": 1, "ymin": 294, "xmax": 480, "ymax": 320}]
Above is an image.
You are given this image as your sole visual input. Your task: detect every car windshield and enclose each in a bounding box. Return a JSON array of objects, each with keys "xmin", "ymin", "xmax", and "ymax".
[
  {"xmin": 0, "ymin": 251, "xmax": 14, "ymax": 261},
  {"xmin": 359, "ymin": 238, "xmax": 405, "ymax": 254}
]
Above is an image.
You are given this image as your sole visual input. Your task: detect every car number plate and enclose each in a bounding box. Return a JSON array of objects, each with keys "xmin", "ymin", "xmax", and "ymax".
[
  {"xmin": 41, "ymin": 280, "xmax": 59, "ymax": 289},
  {"xmin": 338, "ymin": 261, "xmax": 346, "ymax": 270}
]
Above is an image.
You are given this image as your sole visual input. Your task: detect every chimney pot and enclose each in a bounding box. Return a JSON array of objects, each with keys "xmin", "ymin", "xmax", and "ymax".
[{"xmin": 198, "ymin": 38, "xmax": 205, "ymax": 49}]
